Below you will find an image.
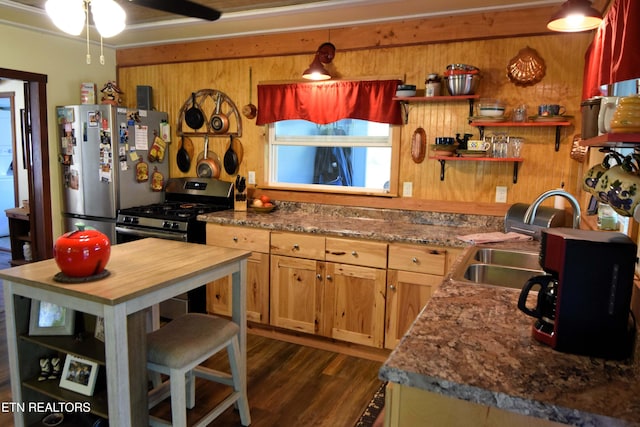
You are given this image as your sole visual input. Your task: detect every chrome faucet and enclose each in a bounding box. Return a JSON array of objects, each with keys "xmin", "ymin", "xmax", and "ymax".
[{"xmin": 524, "ymin": 189, "xmax": 581, "ymax": 229}]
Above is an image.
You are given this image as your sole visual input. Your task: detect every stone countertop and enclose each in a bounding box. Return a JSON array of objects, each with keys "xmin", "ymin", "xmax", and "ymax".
[
  {"xmin": 379, "ymin": 242, "xmax": 640, "ymax": 427},
  {"xmin": 198, "ymin": 202, "xmax": 504, "ymax": 247}
]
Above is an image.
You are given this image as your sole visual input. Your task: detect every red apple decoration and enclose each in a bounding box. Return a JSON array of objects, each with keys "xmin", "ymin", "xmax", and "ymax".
[{"xmin": 54, "ymin": 224, "xmax": 111, "ymax": 277}]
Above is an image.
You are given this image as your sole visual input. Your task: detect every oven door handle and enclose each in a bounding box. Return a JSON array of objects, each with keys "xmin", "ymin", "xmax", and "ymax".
[{"xmin": 115, "ymin": 226, "xmax": 187, "ymax": 241}]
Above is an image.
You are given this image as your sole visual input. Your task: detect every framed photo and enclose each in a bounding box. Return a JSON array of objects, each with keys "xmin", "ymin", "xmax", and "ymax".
[
  {"xmin": 29, "ymin": 300, "xmax": 75, "ymax": 336},
  {"xmin": 59, "ymin": 354, "xmax": 99, "ymax": 396},
  {"xmin": 94, "ymin": 317, "xmax": 105, "ymax": 342}
]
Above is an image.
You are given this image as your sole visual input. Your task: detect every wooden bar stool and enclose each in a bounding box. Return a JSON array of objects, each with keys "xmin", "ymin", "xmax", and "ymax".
[{"xmin": 147, "ymin": 313, "xmax": 251, "ymax": 427}]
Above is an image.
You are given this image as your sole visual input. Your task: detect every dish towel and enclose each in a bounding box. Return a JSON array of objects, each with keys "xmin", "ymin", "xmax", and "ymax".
[{"xmin": 457, "ymin": 231, "xmax": 533, "ymax": 244}]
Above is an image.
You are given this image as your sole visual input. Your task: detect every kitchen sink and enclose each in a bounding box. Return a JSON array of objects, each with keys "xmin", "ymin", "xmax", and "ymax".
[
  {"xmin": 473, "ymin": 248, "xmax": 541, "ymax": 270},
  {"xmin": 462, "ymin": 264, "xmax": 545, "ymax": 289},
  {"xmin": 452, "ymin": 246, "xmax": 547, "ymax": 289}
]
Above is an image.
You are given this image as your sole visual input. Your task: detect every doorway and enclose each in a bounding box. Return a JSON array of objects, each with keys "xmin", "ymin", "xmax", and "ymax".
[
  {"xmin": 0, "ymin": 93, "xmax": 17, "ymax": 253},
  {"xmin": 0, "ymin": 68, "xmax": 53, "ymax": 262}
]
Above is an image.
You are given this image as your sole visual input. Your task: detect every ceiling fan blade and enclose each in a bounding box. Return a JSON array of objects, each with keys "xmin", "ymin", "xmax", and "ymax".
[{"xmin": 127, "ymin": 0, "xmax": 222, "ymax": 21}]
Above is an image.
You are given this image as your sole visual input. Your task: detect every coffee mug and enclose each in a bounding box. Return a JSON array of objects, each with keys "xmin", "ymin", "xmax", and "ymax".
[
  {"xmin": 538, "ymin": 104, "xmax": 566, "ymax": 117},
  {"xmin": 467, "ymin": 140, "xmax": 490, "ymax": 151}
]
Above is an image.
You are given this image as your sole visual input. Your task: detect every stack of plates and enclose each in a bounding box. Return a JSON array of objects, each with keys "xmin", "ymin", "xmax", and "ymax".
[
  {"xmin": 430, "ymin": 144, "xmax": 456, "ymax": 157},
  {"xmin": 470, "ymin": 116, "xmax": 507, "ymax": 123},
  {"xmin": 456, "ymin": 149, "xmax": 488, "ymax": 157},
  {"xmin": 530, "ymin": 115, "xmax": 572, "ymax": 122}
]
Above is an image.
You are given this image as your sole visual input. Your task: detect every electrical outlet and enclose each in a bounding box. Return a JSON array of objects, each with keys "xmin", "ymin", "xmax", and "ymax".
[
  {"xmin": 495, "ymin": 186, "xmax": 507, "ymax": 203},
  {"xmin": 403, "ymin": 182, "xmax": 413, "ymax": 197},
  {"xmin": 247, "ymin": 171, "xmax": 256, "ymax": 185}
]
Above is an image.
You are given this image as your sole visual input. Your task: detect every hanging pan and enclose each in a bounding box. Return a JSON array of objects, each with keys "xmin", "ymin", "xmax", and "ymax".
[
  {"xmin": 224, "ymin": 135, "xmax": 239, "ymax": 175},
  {"xmin": 242, "ymin": 67, "xmax": 258, "ymax": 119},
  {"xmin": 176, "ymin": 137, "xmax": 191, "ymax": 172},
  {"xmin": 210, "ymin": 93, "xmax": 230, "ymax": 134},
  {"xmin": 196, "ymin": 136, "xmax": 221, "ymax": 178},
  {"xmin": 185, "ymin": 92, "xmax": 205, "ymax": 130}
]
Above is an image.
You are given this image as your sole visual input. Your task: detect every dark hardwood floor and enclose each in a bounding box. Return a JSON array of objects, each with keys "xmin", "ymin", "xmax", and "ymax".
[{"xmin": 0, "ymin": 250, "xmax": 383, "ymax": 426}]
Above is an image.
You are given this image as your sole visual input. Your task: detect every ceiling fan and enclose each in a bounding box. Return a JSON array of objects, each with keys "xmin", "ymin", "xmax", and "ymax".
[{"xmin": 126, "ymin": 0, "xmax": 221, "ymax": 21}]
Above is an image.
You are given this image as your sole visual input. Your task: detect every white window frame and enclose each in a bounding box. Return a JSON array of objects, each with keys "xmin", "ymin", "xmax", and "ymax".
[{"xmin": 266, "ymin": 122, "xmax": 401, "ymax": 196}]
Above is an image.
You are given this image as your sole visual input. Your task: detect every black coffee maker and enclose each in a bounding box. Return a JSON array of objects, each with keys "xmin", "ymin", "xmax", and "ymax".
[{"xmin": 518, "ymin": 228, "xmax": 637, "ymax": 359}]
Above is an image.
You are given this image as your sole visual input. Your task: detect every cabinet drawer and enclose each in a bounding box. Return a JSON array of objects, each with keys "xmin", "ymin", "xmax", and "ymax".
[
  {"xmin": 206, "ymin": 224, "xmax": 270, "ymax": 253},
  {"xmin": 388, "ymin": 243, "xmax": 447, "ymax": 275},
  {"xmin": 325, "ymin": 237, "xmax": 388, "ymax": 268},
  {"xmin": 270, "ymin": 232, "xmax": 325, "ymax": 260}
]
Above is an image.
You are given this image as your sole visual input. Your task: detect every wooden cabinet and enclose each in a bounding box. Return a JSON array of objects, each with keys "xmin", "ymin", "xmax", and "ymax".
[
  {"xmin": 270, "ymin": 254, "xmax": 325, "ymax": 334},
  {"xmin": 270, "ymin": 232, "xmax": 388, "ymax": 347},
  {"xmin": 384, "ymin": 270, "xmax": 441, "ymax": 349},
  {"xmin": 206, "ymin": 225, "xmax": 463, "ymax": 350},
  {"xmin": 206, "ymin": 224, "xmax": 270, "ymax": 323},
  {"xmin": 384, "ymin": 243, "xmax": 462, "ymax": 349},
  {"xmin": 324, "ymin": 261, "xmax": 387, "ymax": 347},
  {"xmin": 385, "ymin": 383, "xmax": 565, "ymax": 427},
  {"xmin": 5, "ymin": 208, "xmax": 33, "ymax": 266}
]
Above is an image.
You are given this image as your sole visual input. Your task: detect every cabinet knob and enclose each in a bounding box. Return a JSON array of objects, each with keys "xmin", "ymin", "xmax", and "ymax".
[
  {"xmin": 389, "ymin": 284, "xmax": 396, "ymax": 291},
  {"xmin": 233, "ymin": 236, "xmax": 238, "ymax": 242},
  {"xmin": 316, "ymin": 274, "xmax": 322, "ymax": 280},
  {"xmin": 293, "ymin": 244, "xmax": 300, "ymax": 250},
  {"xmin": 351, "ymin": 250, "xmax": 358, "ymax": 257},
  {"xmin": 326, "ymin": 275, "xmax": 333, "ymax": 281},
  {"xmin": 412, "ymin": 257, "xmax": 418, "ymax": 263}
]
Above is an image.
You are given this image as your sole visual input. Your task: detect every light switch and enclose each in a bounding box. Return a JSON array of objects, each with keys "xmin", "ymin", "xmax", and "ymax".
[{"xmin": 248, "ymin": 171, "xmax": 256, "ymax": 185}]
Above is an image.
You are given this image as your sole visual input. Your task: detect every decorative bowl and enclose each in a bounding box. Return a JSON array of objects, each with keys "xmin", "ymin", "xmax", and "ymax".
[
  {"xmin": 477, "ymin": 99, "xmax": 506, "ymax": 117},
  {"xmin": 252, "ymin": 205, "xmax": 275, "ymax": 213},
  {"xmin": 53, "ymin": 224, "xmax": 111, "ymax": 278},
  {"xmin": 395, "ymin": 84, "xmax": 417, "ymax": 97}
]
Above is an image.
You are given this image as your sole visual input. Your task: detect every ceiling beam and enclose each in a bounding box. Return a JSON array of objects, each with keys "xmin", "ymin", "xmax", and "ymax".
[{"xmin": 116, "ymin": 4, "xmax": 599, "ymax": 68}]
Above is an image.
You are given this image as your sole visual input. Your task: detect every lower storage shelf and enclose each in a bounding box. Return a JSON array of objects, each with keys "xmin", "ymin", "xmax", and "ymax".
[{"xmin": 22, "ymin": 377, "xmax": 109, "ymax": 419}]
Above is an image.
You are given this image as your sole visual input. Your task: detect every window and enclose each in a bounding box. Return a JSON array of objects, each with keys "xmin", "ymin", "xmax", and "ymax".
[{"xmin": 268, "ymin": 118, "xmax": 397, "ymax": 193}]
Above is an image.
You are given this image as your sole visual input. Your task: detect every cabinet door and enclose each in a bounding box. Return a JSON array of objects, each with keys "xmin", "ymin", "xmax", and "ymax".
[
  {"xmin": 325, "ymin": 262, "xmax": 387, "ymax": 348},
  {"xmin": 385, "ymin": 270, "xmax": 441, "ymax": 349},
  {"xmin": 206, "ymin": 251, "xmax": 270, "ymax": 323},
  {"xmin": 270, "ymin": 255, "xmax": 324, "ymax": 334}
]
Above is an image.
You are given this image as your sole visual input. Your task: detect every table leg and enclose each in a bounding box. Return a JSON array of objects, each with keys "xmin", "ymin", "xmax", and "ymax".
[
  {"xmin": 103, "ymin": 305, "xmax": 148, "ymax": 426},
  {"xmin": 231, "ymin": 259, "xmax": 251, "ymax": 425}
]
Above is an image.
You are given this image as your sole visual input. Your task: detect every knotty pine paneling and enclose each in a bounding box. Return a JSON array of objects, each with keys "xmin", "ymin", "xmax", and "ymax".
[{"xmin": 117, "ymin": 32, "xmax": 592, "ymax": 214}]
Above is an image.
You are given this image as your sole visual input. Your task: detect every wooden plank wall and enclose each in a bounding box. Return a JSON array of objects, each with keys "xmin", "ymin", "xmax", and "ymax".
[{"xmin": 116, "ymin": 10, "xmax": 596, "ymax": 216}]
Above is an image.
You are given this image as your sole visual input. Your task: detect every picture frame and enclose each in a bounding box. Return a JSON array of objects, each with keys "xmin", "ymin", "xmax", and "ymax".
[
  {"xmin": 59, "ymin": 354, "xmax": 99, "ymax": 397},
  {"xmin": 28, "ymin": 300, "xmax": 75, "ymax": 336},
  {"xmin": 94, "ymin": 316, "xmax": 105, "ymax": 342}
]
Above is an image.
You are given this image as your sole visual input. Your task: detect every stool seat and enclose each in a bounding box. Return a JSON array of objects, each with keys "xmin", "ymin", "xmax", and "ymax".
[
  {"xmin": 147, "ymin": 313, "xmax": 251, "ymax": 427},
  {"xmin": 148, "ymin": 313, "xmax": 239, "ymax": 369}
]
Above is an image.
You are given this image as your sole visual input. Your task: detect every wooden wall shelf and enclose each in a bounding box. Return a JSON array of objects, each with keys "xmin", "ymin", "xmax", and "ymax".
[
  {"xmin": 579, "ymin": 133, "xmax": 640, "ymax": 148},
  {"xmin": 470, "ymin": 121, "xmax": 571, "ymax": 151},
  {"xmin": 429, "ymin": 156, "xmax": 524, "ymax": 183},
  {"xmin": 394, "ymin": 95, "xmax": 479, "ymax": 124}
]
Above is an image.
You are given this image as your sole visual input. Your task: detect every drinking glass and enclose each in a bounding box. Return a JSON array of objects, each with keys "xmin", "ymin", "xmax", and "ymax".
[{"xmin": 509, "ymin": 136, "xmax": 524, "ymax": 157}]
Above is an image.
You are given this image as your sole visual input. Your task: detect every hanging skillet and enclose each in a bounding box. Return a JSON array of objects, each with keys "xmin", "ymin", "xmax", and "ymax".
[
  {"xmin": 210, "ymin": 93, "xmax": 230, "ymax": 134},
  {"xmin": 176, "ymin": 137, "xmax": 191, "ymax": 173},
  {"xmin": 185, "ymin": 92, "xmax": 205, "ymax": 130},
  {"xmin": 224, "ymin": 135, "xmax": 239, "ymax": 175}
]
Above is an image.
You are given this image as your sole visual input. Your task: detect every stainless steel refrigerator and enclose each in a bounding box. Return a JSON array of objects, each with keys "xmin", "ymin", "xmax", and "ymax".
[{"xmin": 57, "ymin": 105, "xmax": 169, "ymax": 242}]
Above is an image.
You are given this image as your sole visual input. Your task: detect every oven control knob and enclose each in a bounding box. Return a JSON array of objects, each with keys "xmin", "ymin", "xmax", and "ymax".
[
  {"xmin": 172, "ymin": 222, "xmax": 180, "ymax": 230},
  {"xmin": 162, "ymin": 221, "xmax": 172, "ymax": 229}
]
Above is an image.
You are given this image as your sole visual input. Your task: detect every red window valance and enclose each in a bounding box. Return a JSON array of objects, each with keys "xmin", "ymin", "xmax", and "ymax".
[
  {"xmin": 256, "ymin": 79, "xmax": 403, "ymax": 125},
  {"xmin": 583, "ymin": 0, "xmax": 640, "ymax": 99}
]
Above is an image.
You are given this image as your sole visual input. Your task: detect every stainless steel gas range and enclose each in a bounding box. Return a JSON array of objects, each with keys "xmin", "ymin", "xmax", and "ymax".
[{"xmin": 115, "ymin": 177, "xmax": 233, "ymax": 318}]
